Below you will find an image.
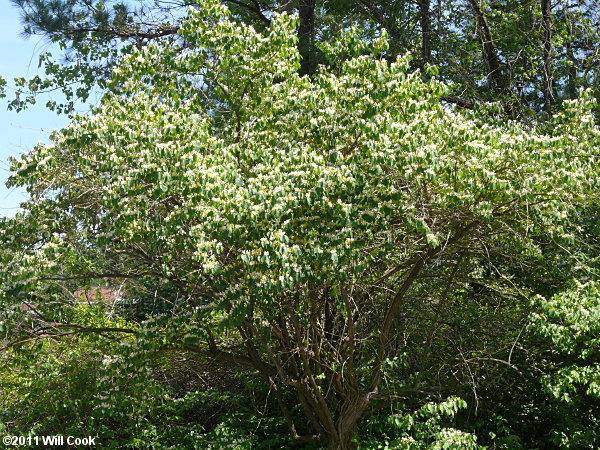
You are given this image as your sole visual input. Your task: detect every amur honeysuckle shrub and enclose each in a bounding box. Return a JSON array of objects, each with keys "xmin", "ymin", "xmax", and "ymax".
[
  {"xmin": 530, "ymin": 282, "xmax": 600, "ymax": 398},
  {"xmin": 1, "ymin": 0, "xmax": 599, "ymax": 448},
  {"xmin": 0, "ymin": 305, "xmax": 163, "ymax": 447},
  {"xmin": 525, "ymin": 282, "xmax": 600, "ymax": 448},
  {"xmin": 467, "ymin": 281, "xmax": 600, "ymax": 449},
  {"xmin": 357, "ymin": 397, "xmax": 479, "ymax": 449},
  {"xmin": 0, "ymin": 305, "xmax": 264, "ymax": 449}
]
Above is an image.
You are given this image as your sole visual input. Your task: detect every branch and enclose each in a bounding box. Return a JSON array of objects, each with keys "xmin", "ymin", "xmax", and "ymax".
[
  {"xmin": 358, "ymin": 0, "xmax": 403, "ymax": 40},
  {"xmin": 183, "ymin": 343, "xmax": 278, "ymax": 379},
  {"xmin": 464, "ymin": 357, "xmax": 524, "ymax": 378},
  {"xmin": 35, "ymin": 323, "xmax": 137, "ymax": 334},
  {"xmin": 225, "ymin": 0, "xmax": 271, "ymax": 26},
  {"xmin": 441, "ymin": 95, "xmax": 475, "ymax": 109},
  {"xmin": 371, "ymin": 386, "xmax": 441, "ymax": 399},
  {"xmin": 371, "ymin": 253, "xmax": 429, "ymax": 391},
  {"xmin": 38, "ymin": 272, "xmax": 155, "ymax": 281},
  {"xmin": 370, "ymin": 222, "xmax": 477, "ymax": 391},
  {"xmin": 62, "ymin": 24, "xmax": 180, "ymax": 40},
  {"xmin": 0, "ymin": 324, "xmax": 137, "ymax": 351}
]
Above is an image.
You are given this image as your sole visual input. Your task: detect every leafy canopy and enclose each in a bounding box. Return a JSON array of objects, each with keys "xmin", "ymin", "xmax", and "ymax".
[{"xmin": 5, "ymin": 1, "xmax": 598, "ymax": 301}]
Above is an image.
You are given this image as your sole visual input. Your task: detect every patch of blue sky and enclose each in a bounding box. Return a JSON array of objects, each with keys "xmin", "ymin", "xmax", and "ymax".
[{"xmin": 0, "ymin": 3, "xmax": 71, "ymax": 217}]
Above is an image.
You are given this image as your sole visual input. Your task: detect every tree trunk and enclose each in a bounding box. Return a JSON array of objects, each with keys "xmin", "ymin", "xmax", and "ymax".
[
  {"xmin": 331, "ymin": 394, "xmax": 371, "ymax": 449},
  {"xmin": 298, "ymin": 0, "xmax": 316, "ymax": 75},
  {"xmin": 541, "ymin": 0, "xmax": 554, "ymax": 114},
  {"xmin": 420, "ymin": 0, "xmax": 432, "ymax": 65},
  {"xmin": 566, "ymin": 41, "xmax": 577, "ymax": 100},
  {"xmin": 295, "ymin": 387, "xmax": 366, "ymax": 449},
  {"xmin": 565, "ymin": 13, "xmax": 577, "ymax": 100},
  {"xmin": 358, "ymin": 0, "xmax": 405, "ymax": 49},
  {"xmin": 468, "ymin": 0, "xmax": 507, "ymax": 93}
]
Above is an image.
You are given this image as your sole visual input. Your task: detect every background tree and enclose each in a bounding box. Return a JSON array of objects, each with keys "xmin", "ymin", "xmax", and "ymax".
[{"xmin": 8, "ymin": 0, "xmax": 600, "ymax": 118}]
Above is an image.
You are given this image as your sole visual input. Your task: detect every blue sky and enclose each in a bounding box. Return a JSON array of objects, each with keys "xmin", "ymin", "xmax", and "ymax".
[{"xmin": 0, "ymin": 2, "xmax": 70, "ymax": 217}]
